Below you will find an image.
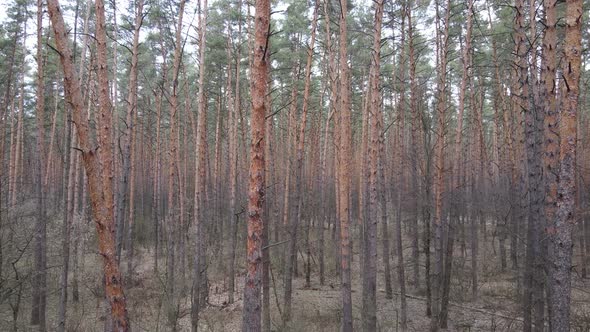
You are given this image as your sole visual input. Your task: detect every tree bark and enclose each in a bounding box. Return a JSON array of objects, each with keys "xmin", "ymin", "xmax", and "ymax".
[
  {"xmin": 262, "ymin": 43, "xmax": 273, "ymax": 332},
  {"xmin": 33, "ymin": 0, "xmax": 47, "ymax": 328},
  {"xmin": 241, "ymin": 0, "xmax": 269, "ymax": 330},
  {"xmin": 541, "ymin": 0, "xmax": 558, "ymax": 330},
  {"xmin": 191, "ymin": 0, "xmax": 208, "ymax": 329},
  {"xmin": 124, "ymin": 0, "xmax": 144, "ymax": 282},
  {"xmin": 58, "ymin": 126, "xmax": 77, "ymax": 332},
  {"xmin": 408, "ymin": 1, "xmax": 423, "ymax": 299},
  {"xmin": 522, "ymin": 2, "xmax": 546, "ymax": 330},
  {"xmin": 46, "ymin": 0, "xmax": 130, "ymax": 329},
  {"xmin": 457, "ymin": 0, "xmax": 475, "ymax": 301},
  {"xmin": 166, "ymin": 1, "xmax": 186, "ymax": 327},
  {"xmin": 363, "ymin": 1, "xmax": 384, "ymax": 330},
  {"xmin": 549, "ymin": 0, "xmax": 582, "ymax": 329},
  {"xmin": 395, "ymin": 6, "xmax": 409, "ymax": 329},
  {"xmin": 338, "ymin": 0, "xmax": 353, "ymax": 330},
  {"xmin": 430, "ymin": 1, "xmax": 451, "ymax": 330},
  {"xmin": 227, "ymin": 26, "xmax": 239, "ymax": 305},
  {"xmin": 282, "ymin": 63, "xmax": 300, "ymax": 320},
  {"xmin": 284, "ymin": 0, "xmax": 319, "ymax": 318}
]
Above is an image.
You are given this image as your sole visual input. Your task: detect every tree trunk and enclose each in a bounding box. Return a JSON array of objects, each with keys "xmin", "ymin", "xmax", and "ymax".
[
  {"xmin": 227, "ymin": 27, "xmax": 238, "ymax": 304},
  {"xmin": 523, "ymin": 2, "xmax": 546, "ymax": 330},
  {"xmin": 152, "ymin": 23, "xmax": 169, "ymax": 273},
  {"xmin": 191, "ymin": 1, "xmax": 208, "ymax": 329},
  {"xmin": 262, "ymin": 46, "xmax": 273, "ymax": 332},
  {"xmin": 395, "ymin": 8, "xmax": 409, "ymax": 329},
  {"xmin": 407, "ymin": 1, "xmax": 423, "ymax": 294},
  {"xmin": 71, "ymin": 1, "xmax": 92, "ymax": 305},
  {"xmin": 541, "ymin": 0, "xmax": 558, "ymax": 330},
  {"xmin": 338, "ymin": 0, "xmax": 353, "ymax": 330},
  {"xmin": 453, "ymin": 0, "xmax": 472, "ymax": 296},
  {"xmin": 166, "ymin": 1, "xmax": 186, "ymax": 328},
  {"xmin": 430, "ymin": 1, "xmax": 451, "ymax": 330},
  {"xmin": 549, "ymin": 0, "xmax": 582, "ymax": 329},
  {"xmin": 228, "ymin": 0, "xmax": 244, "ymax": 301},
  {"xmin": 241, "ymin": 0, "xmax": 269, "ymax": 329},
  {"xmin": 125, "ymin": 0, "xmax": 144, "ymax": 282},
  {"xmin": 33, "ymin": 0, "xmax": 47, "ymax": 328},
  {"xmin": 318, "ymin": 23, "xmax": 334, "ymax": 284},
  {"xmin": 284, "ymin": 0, "xmax": 319, "ymax": 318},
  {"xmin": 72, "ymin": 150, "xmax": 83, "ymax": 303},
  {"xmin": 58, "ymin": 126, "xmax": 77, "ymax": 332},
  {"xmin": 363, "ymin": 1, "xmax": 384, "ymax": 330},
  {"xmin": 47, "ymin": 0, "xmax": 130, "ymax": 328},
  {"xmin": 282, "ymin": 63, "xmax": 300, "ymax": 320},
  {"xmin": 0, "ymin": 35, "xmax": 18, "ymax": 268}
]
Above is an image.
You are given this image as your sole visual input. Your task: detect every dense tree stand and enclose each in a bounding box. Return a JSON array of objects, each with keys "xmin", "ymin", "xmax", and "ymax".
[{"xmin": 0, "ymin": 0, "xmax": 587, "ymax": 331}]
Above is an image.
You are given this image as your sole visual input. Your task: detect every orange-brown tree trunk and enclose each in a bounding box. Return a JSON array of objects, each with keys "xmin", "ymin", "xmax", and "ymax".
[
  {"xmin": 241, "ymin": 0, "xmax": 269, "ymax": 330},
  {"xmin": 284, "ymin": 0, "xmax": 319, "ymax": 318},
  {"xmin": 46, "ymin": 0, "xmax": 130, "ymax": 329}
]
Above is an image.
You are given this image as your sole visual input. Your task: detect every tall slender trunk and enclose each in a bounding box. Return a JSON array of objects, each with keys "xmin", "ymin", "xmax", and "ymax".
[
  {"xmin": 363, "ymin": 1, "xmax": 384, "ymax": 330},
  {"xmin": 33, "ymin": 1, "xmax": 47, "ymax": 329},
  {"xmin": 522, "ymin": 1, "xmax": 546, "ymax": 330},
  {"xmin": 177, "ymin": 88, "xmax": 187, "ymax": 292},
  {"xmin": 472, "ymin": 69, "xmax": 485, "ymax": 302},
  {"xmin": 71, "ymin": 1, "xmax": 92, "ymax": 305},
  {"xmin": 227, "ymin": 17, "xmax": 242, "ymax": 303},
  {"xmin": 152, "ymin": 21, "xmax": 169, "ymax": 273},
  {"xmin": 0, "ymin": 35, "xmax": 18, "ymax": 260},
  {"xmin": 5, "ymin": 30, "xmax": 18, "ymax": 218},
  {"xmin": 452, "ymin": 1, "xmax": 472, "ymax": 299},
  {"xmin": 284, "ymin": 0, "xmax": 319, "ymax": 318},
  {"xmin": 396, "ymin": 6, "xmax": 408, "ymax": 329},
  {"xmin": 166, "ymin": 1, "xmax": 186, "ymax": 328},
  {"xmin": 430, "ymin": 1, "xmax": 451, "ymax": 330},
  {"xmin": 12, "ymin": 42, "xmax": 26, "ymax": 329},
  {"xmin": 125, "ymin": 0, "xmax": 144, "ymax": 282},
  {"xmin": 262, "ymin": 48, "xmax": 272, "ymax": 332},
  {"xmin": 487, "ymin": 2, "xmax": 508, "ymax": 271},
  {"xmin": 462, "ymin": 0, "xmax": 476, "ymax": 302},
  {"xmin": 58, "ymin": 127, "xmax": 77, "ymax": 332},
  {"xmin": 44, "ymin": 85, "xmax": 60, "ymax": 189},
  {"xmin": 11, "ymin": 67, "xmax": 25, "ymax": 212},
  {"xmin": 338, "ymin": 0, "xmax": 353, "ymax": 330},
  {"xmin": 213, "ymin": 94, "xmax": 223, "ymax": 270},
  {"xmin": 126, "ymin": 111, "xmax": 137, "ymax": 279},
  {"xmin": 324, "ymin": 0, "xmax": 341, "ymax": 277},
  {"xmin": 549, "ymin": 0, "xmax": 582, "ymax": 329},
  {"xmin": 191, "ymin": 1, "xmax": 208, "ymax": 330},
  {"xmin": 282, "ymin": 63, "xmax": 300, "ymax": 319},
  {"xmin": 359, "ymin": 74, "xmax": 369, "ymax": 283},
  {"xmin": 542, "ymin": 1, "xmax": 558, "ymax": 330},
  {"xmin": 407, "ymin": 1, "xmax": 422, "ymax": 293},
  {"xmin": 47, "ymin": 0, "xmax": 130, "ymax": 328},
  {"xmin": 73, "ymin": 151, "xmax": 83, "ymax": 303},
  {"xmin": 317, "ymin": 82, "xmax": 334, "ymax": 285},
  {"xmin": 112, "ymin": 0, "xmax": 124, "ymax": 264},
  {"xmin": 241, "ymin": 0, "xmax": 269, "ymax": 330},
  {"xmin": 510, "ymin": 0, "xmax": 529, "ymax": 282}
]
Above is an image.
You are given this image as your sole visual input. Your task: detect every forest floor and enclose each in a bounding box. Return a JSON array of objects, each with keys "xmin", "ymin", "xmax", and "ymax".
[
  {"xmin": 2, "ymin": 222, "xmax": 590, "ymax": 331},
  {"xmin": 131, "ymin": 233, "xmax": 590, "ymax": 332}
]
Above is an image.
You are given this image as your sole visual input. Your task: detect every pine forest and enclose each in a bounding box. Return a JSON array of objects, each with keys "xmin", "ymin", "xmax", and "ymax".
[{"xmin": 0, "ymin": 0, "xmax": 588, "ymax": 331}]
